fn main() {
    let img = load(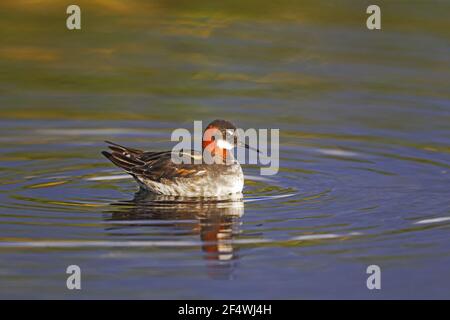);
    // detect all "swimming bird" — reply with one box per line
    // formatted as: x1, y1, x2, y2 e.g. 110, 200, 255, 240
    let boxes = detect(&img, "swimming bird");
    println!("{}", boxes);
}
102, 120, 256, 197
